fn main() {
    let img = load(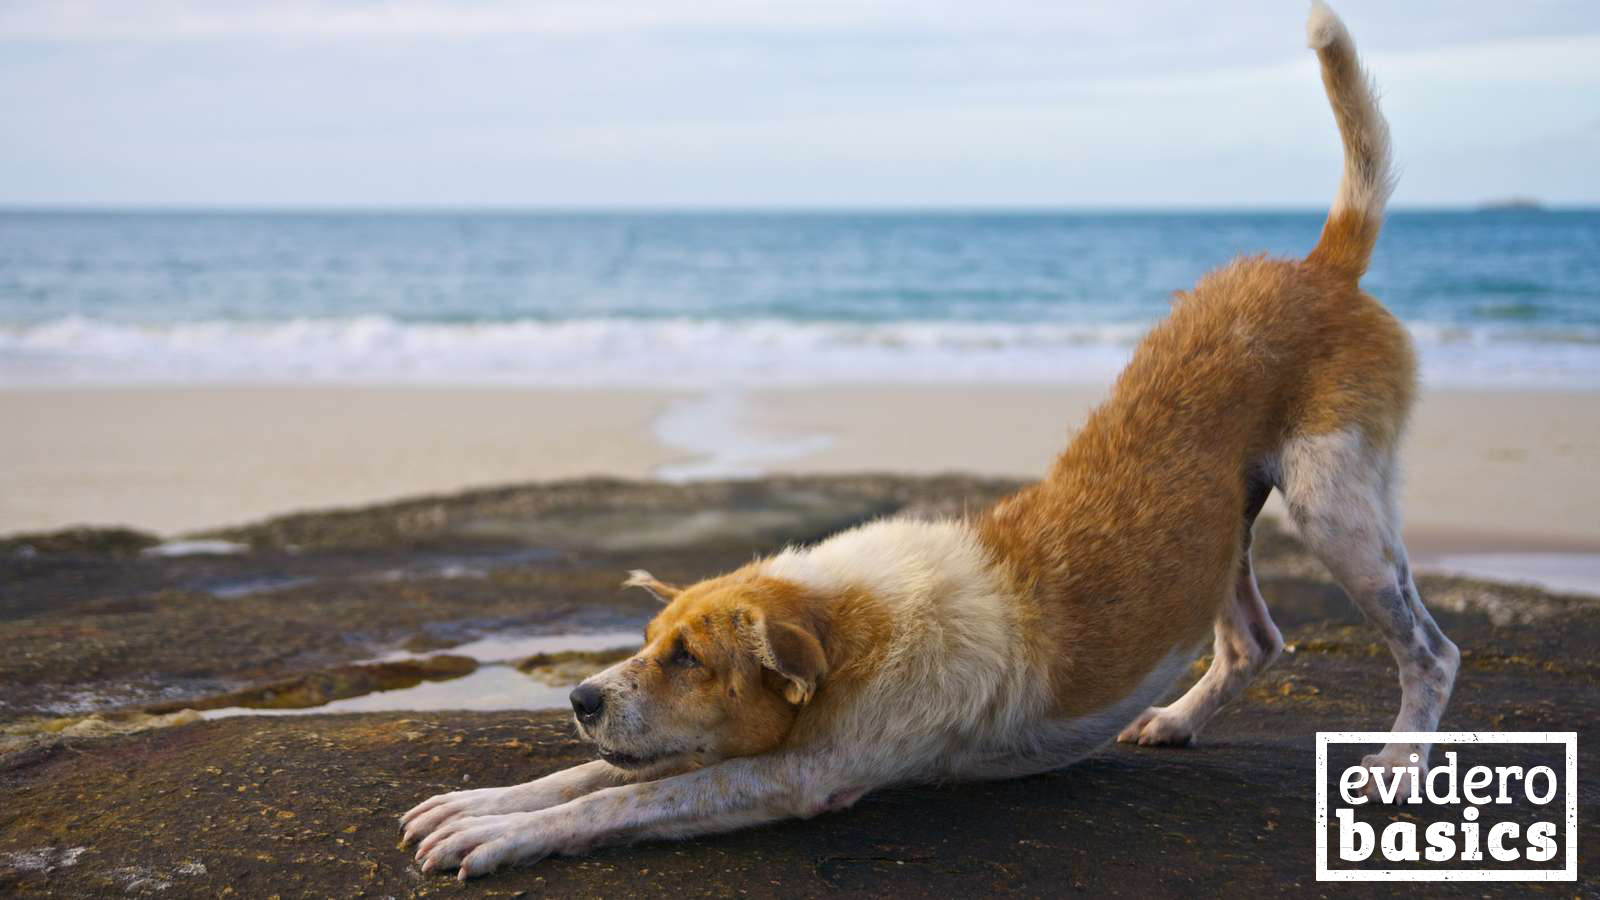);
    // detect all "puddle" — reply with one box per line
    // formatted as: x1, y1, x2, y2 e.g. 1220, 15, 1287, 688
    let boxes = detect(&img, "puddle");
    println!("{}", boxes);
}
201, 629, 642, 719
0, 628, 644, 734
202, 666, 581, 718
367, 629, 641, 665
